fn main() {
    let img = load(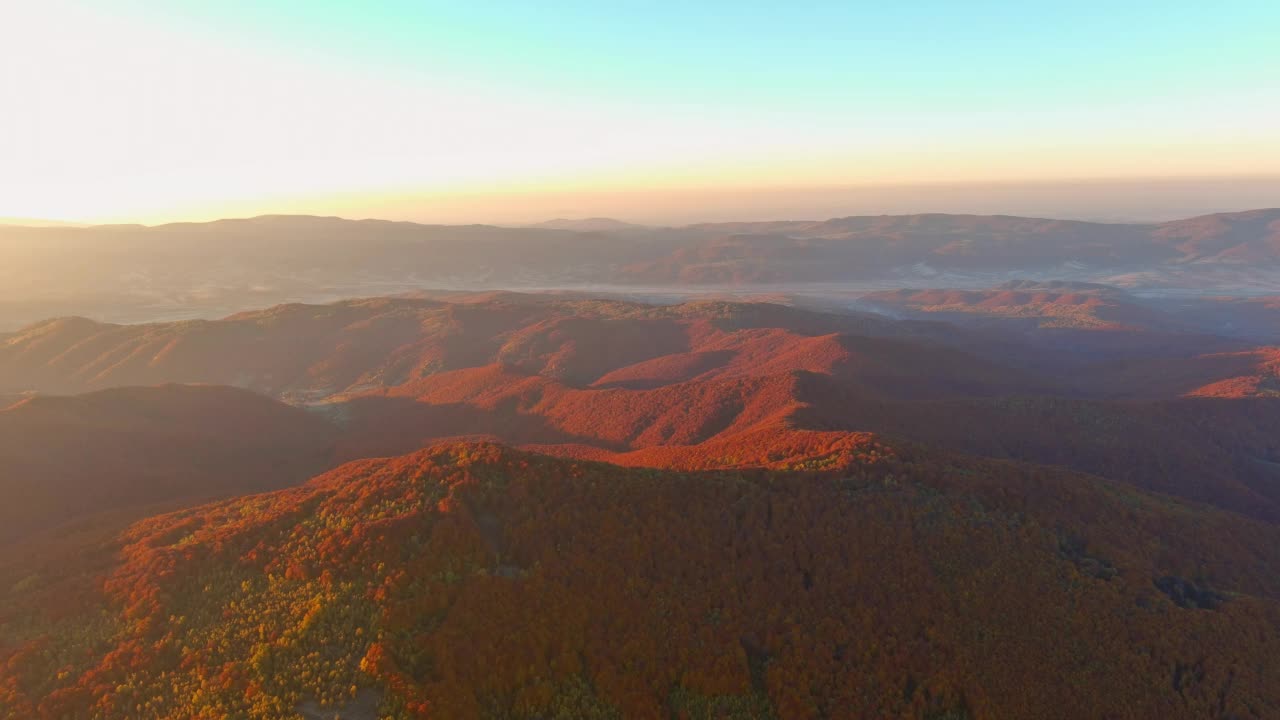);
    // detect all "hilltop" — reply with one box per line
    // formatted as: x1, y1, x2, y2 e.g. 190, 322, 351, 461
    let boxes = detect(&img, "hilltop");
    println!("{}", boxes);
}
0, 291, 1279, 717
6, 295, 1280, 524
3, 441, 1279, 719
